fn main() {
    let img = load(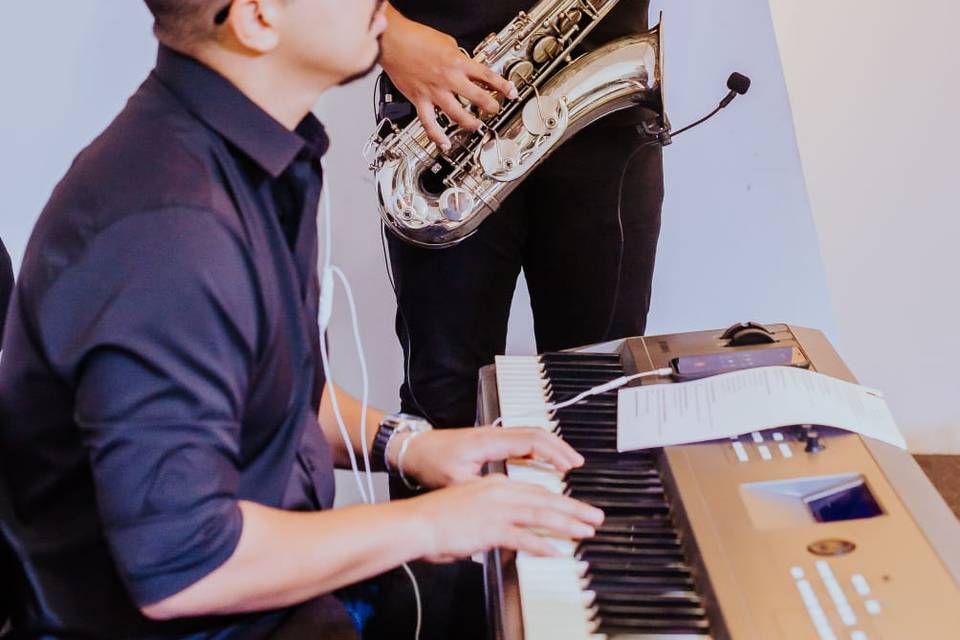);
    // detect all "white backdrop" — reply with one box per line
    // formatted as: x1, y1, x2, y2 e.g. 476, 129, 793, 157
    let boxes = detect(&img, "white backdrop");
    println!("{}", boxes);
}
769, 0, 960, 452
1, 2, 859, 466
